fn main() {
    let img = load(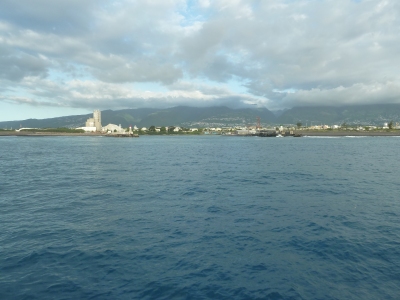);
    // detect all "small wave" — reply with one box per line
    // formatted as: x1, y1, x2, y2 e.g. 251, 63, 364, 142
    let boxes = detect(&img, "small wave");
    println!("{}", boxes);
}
345, 135, 367, 138
207, 205, 223, 213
